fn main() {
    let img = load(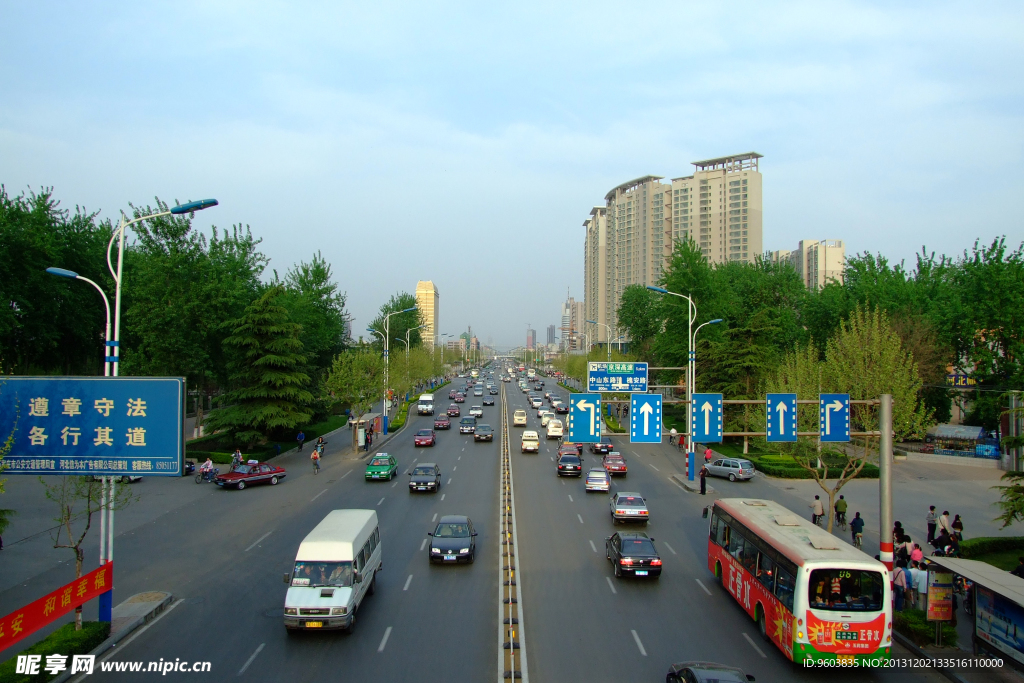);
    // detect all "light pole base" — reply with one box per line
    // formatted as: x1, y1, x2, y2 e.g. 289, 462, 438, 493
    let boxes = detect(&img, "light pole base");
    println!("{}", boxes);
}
99, 589, 112, 623
687, 452, 695, 481
382, 415, 388, 435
